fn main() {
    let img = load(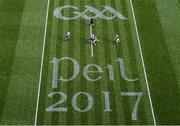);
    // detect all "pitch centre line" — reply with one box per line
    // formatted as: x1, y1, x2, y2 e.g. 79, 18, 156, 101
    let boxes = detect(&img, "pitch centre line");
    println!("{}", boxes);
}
34, 0, 50, 125
129, 0, 157, 125
90, 24, 94, 57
